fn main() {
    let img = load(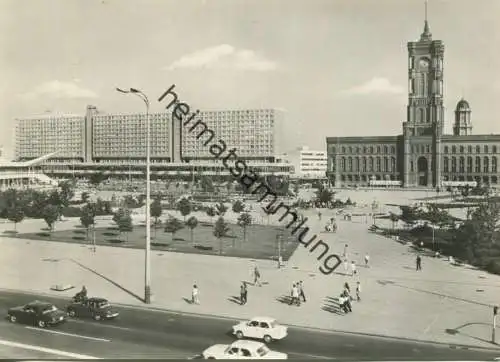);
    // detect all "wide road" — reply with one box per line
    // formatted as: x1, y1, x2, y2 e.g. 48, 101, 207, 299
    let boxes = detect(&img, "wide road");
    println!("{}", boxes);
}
0, 290, 498, 360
